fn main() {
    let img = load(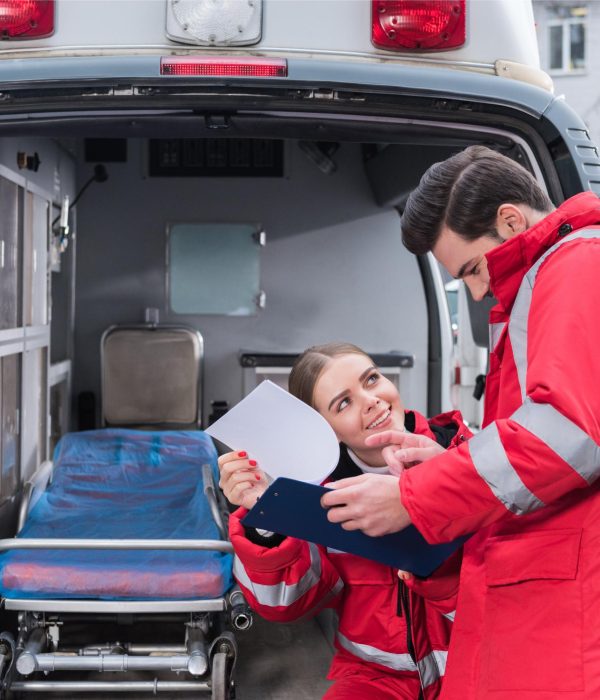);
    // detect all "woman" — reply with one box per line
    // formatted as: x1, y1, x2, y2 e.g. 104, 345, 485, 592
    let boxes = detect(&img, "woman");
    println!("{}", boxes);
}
218, 342, 469, 699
